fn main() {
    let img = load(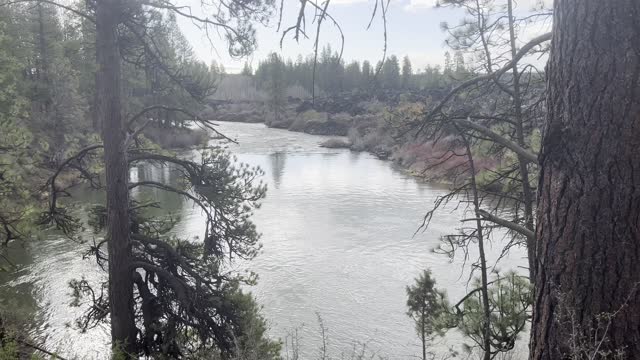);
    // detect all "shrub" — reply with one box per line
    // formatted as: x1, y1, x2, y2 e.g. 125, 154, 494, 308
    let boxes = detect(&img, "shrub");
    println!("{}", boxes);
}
319, 138, 351, 148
